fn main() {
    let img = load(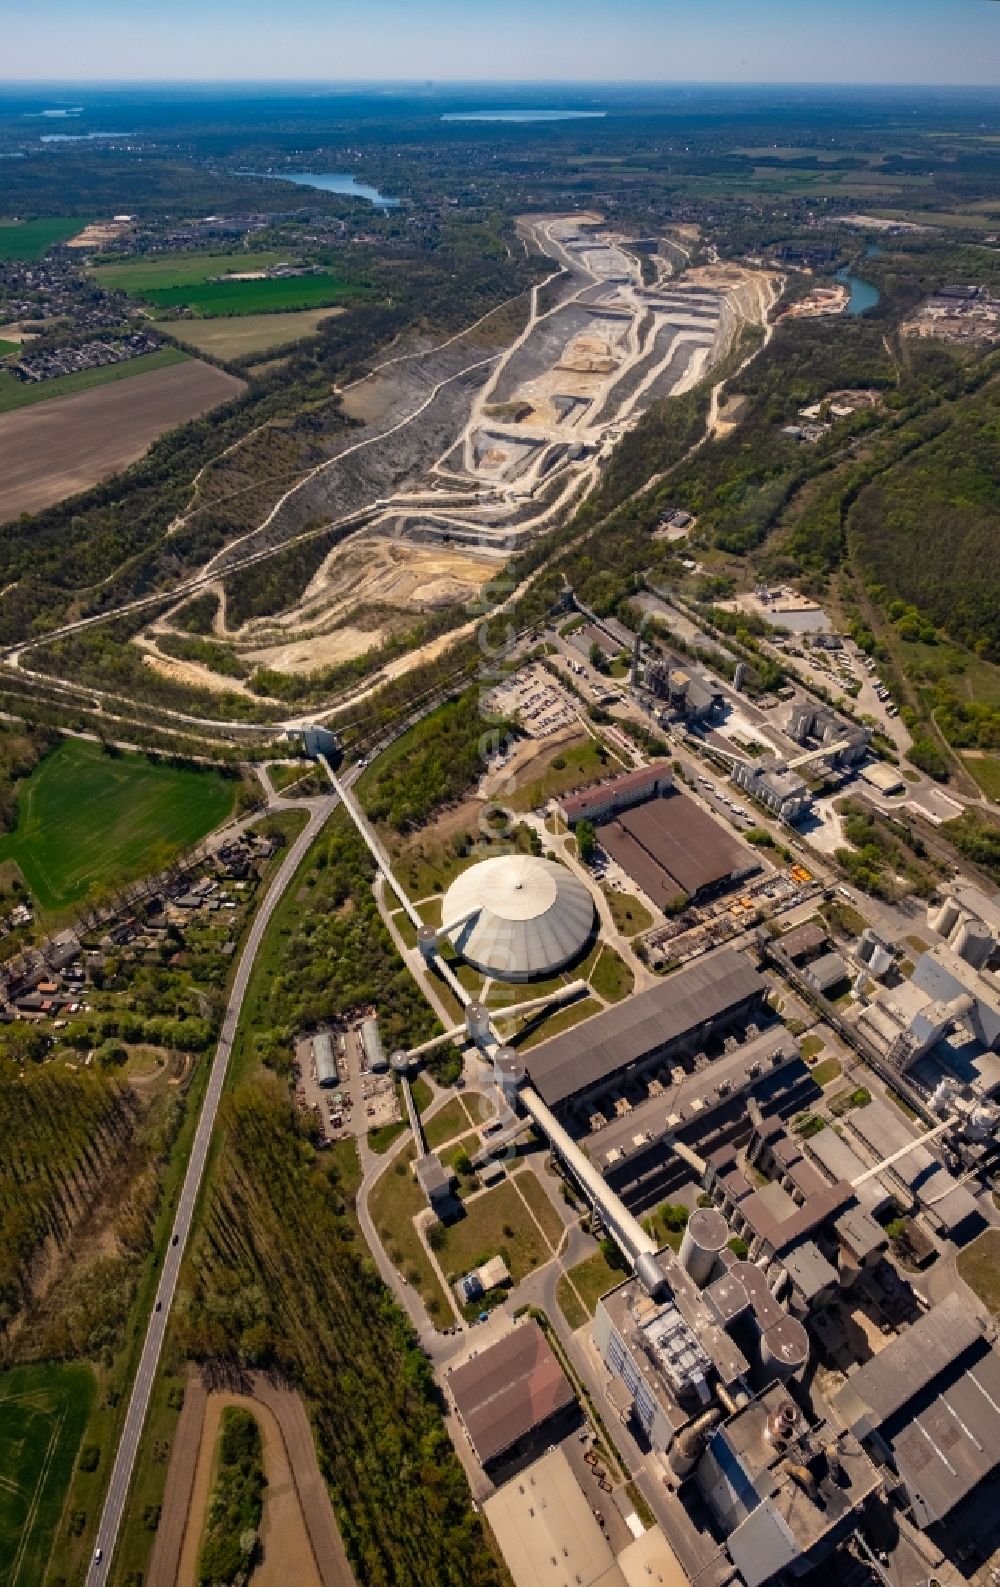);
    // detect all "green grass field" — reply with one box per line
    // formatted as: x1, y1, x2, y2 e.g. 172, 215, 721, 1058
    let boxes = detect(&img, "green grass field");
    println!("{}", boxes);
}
0, 218, 87, 260
142, 274, 359, 317
0, 737, 237, 912
963, 753, 1000, 802
0, 345, 188, 413
0, 1362, 95, 1587
0, 338, 18, 359
89, 250, 286, 292
91, 250, 361, 318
